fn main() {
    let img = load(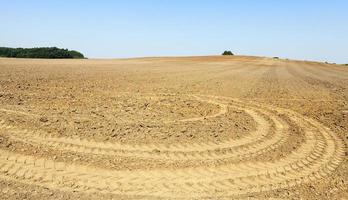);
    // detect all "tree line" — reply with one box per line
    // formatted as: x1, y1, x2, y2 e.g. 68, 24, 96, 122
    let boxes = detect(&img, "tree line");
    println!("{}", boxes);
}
0, 47, 85, 59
